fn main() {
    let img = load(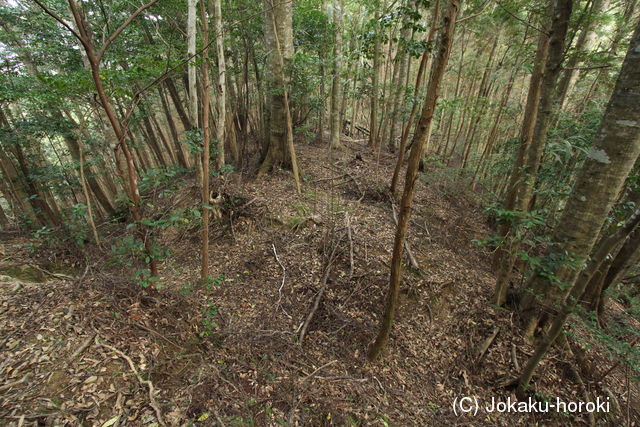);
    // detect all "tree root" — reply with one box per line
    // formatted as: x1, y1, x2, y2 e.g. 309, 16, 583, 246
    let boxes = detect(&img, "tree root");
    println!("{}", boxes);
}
95, 336, 166, 426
